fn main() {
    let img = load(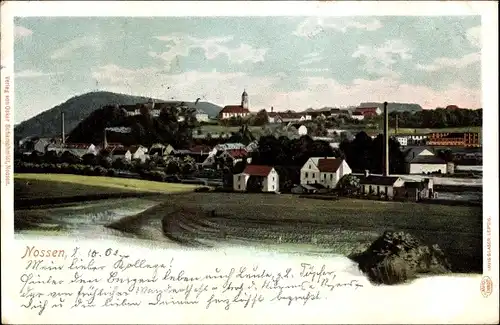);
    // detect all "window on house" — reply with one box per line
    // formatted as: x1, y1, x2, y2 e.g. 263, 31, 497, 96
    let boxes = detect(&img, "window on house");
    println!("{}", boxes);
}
330, 174, 333, 180
305, 172, 308, 178
238, 185, 240, 190
324, 174, 327, 179
312, 173, 315, 178
309, 165, 311, 169
385, 186, 388, 194
272, 185, 275, 190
